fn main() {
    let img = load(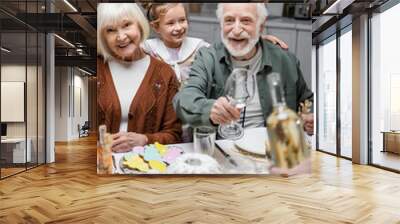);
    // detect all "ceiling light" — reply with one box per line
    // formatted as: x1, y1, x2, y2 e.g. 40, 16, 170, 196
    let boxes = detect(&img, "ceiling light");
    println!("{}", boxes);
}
1, 47, 11, 53
54, 34, 75, 48
63, 0, 78, 12
77, 67, 93, 76
76, 48, 85, 55
322, 0, 354, 15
